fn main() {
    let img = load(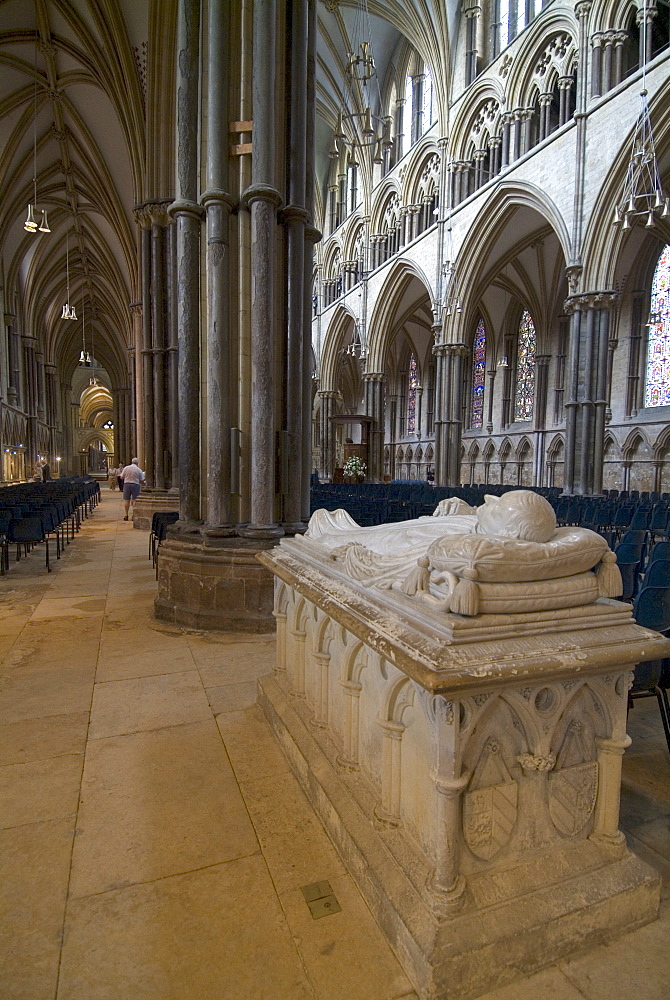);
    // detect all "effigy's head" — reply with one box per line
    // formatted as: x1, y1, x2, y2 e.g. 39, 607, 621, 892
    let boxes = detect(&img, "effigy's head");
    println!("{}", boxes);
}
476, 490, 556, 542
